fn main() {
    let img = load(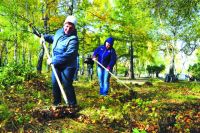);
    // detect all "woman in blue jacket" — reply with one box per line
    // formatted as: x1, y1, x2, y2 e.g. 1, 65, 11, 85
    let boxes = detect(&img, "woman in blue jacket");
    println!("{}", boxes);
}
42, 16, 78, 112
93, 37, 117, 96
